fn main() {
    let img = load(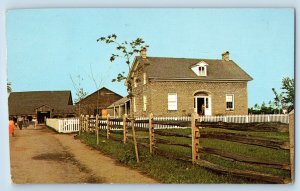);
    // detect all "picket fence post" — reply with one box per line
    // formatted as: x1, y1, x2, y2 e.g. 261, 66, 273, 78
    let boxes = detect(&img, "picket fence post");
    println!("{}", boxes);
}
106, 114, 110, 139
192, 113, 200, 164
96, 114, 99, 145
149, 113, 155, 154
123, 114, 128, 144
